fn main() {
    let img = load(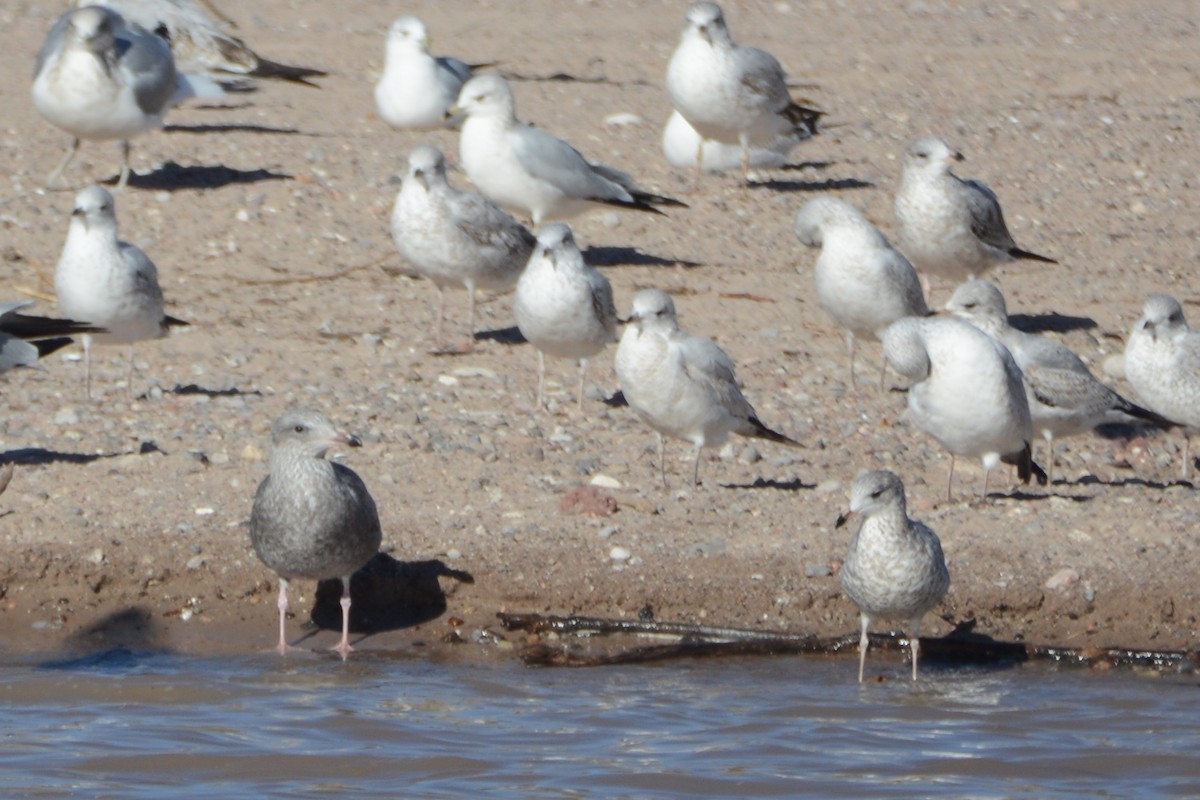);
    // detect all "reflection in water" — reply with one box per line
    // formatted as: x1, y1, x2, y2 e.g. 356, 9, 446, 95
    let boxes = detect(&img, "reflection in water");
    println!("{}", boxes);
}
0, 651, 1197, 797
